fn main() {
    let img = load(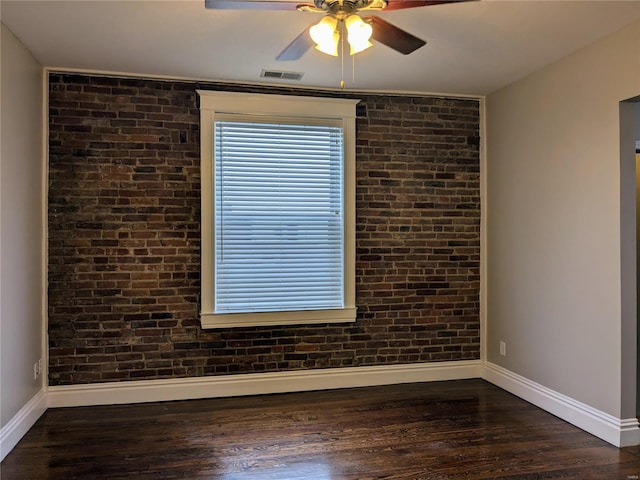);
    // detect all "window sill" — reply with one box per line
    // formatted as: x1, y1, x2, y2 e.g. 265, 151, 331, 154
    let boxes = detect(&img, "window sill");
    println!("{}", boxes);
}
200, 308, 357, 329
